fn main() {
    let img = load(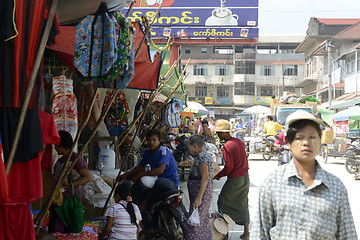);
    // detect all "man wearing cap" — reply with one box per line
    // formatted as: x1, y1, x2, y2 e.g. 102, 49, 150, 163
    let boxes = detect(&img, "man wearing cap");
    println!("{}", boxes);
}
214, 119, 250, 240
251, 110, 358, 239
